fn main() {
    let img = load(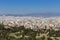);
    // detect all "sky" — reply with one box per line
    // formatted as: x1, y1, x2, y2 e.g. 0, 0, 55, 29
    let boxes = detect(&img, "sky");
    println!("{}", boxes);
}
0, 0, 60, 16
